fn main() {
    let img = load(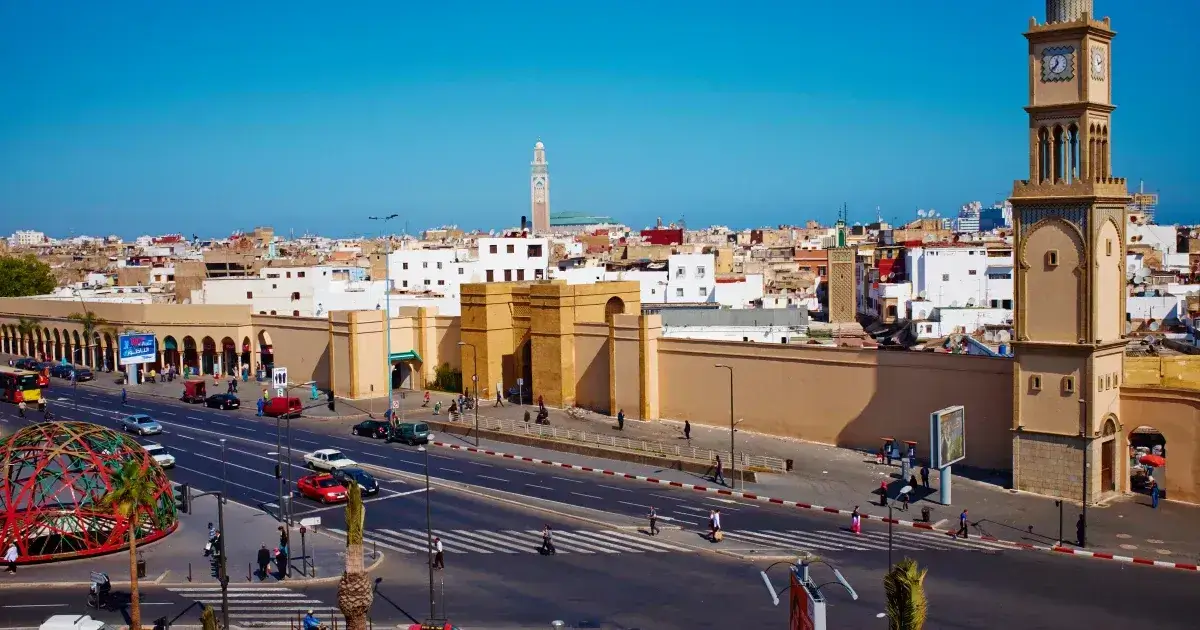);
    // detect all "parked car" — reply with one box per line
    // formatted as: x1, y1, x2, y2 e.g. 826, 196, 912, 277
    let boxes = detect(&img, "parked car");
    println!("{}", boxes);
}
205, 393, 241, 410
303, 448, 358, 471
330, 467, 380, 495
143, 443, 176, 469
388, 422, 432, 446
14, 358, 39, 371
296, 473, 348, 503
73, 367, 94, 382
49, 364, 74, 378
352, 419, 390, 439
263, 396, 303, 419
119, 414, 163, 436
